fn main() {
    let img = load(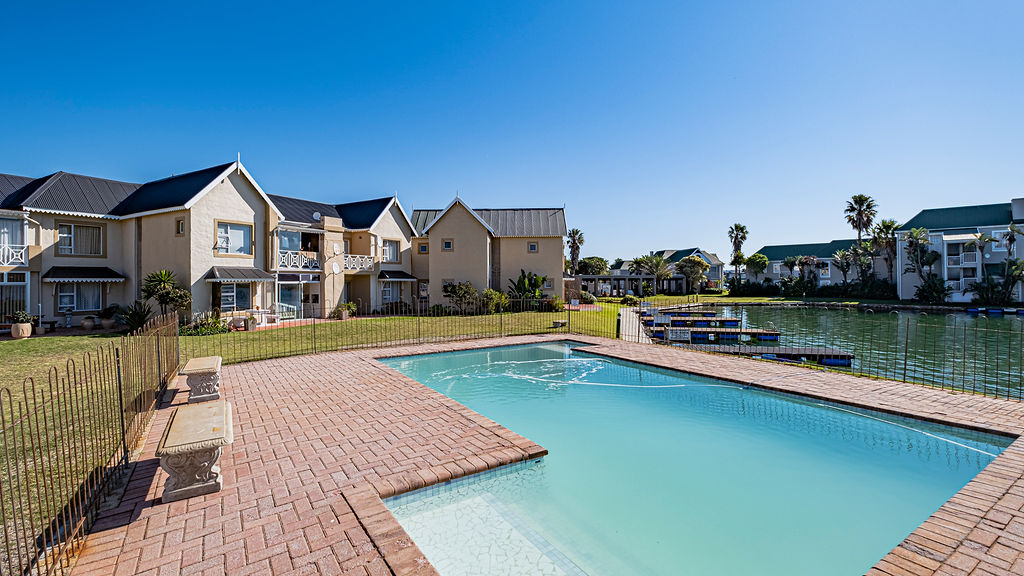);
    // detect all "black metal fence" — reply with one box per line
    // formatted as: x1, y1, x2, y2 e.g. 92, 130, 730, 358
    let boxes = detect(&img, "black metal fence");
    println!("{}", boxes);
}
0, 314, 178, 576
